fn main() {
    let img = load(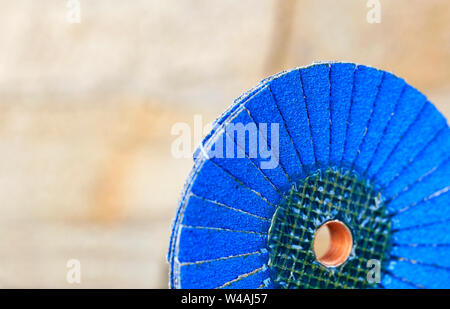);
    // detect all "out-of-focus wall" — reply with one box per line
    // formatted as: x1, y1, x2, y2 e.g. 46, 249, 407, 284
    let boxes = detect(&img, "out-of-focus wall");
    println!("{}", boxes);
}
0, 0, 448, 287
